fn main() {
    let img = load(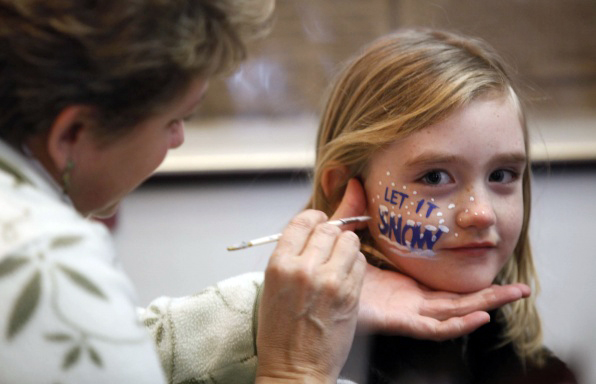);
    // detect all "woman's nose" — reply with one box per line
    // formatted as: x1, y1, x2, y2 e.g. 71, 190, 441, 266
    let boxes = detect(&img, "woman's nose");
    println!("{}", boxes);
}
455, 193, 496, 229
169, 120, 185, 149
